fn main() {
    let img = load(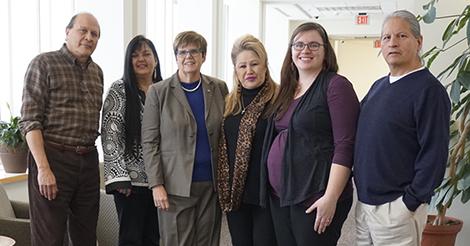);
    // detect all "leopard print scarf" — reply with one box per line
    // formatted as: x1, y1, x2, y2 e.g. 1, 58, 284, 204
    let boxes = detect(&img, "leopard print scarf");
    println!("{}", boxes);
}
217, 82, 269, 212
